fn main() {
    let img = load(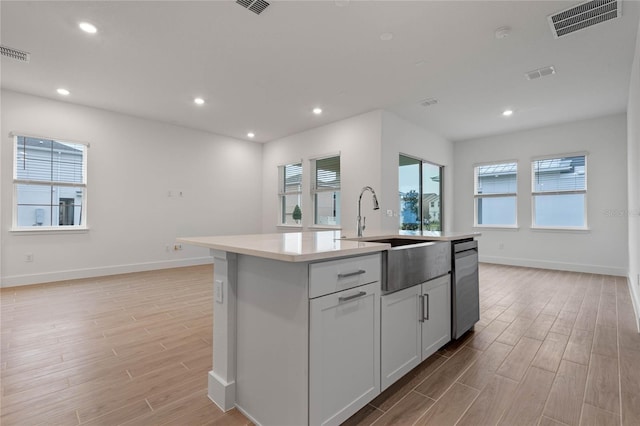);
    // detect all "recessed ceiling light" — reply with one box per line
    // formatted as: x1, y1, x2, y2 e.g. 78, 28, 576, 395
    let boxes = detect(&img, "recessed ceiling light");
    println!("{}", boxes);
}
194, 97, 205, 105
502, 109, 514, 117
57, 88, 70, 96
247, 132, 255, 138
313, 107, 323, 115
78, 22, 97, 34
380, 33, 394, 41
